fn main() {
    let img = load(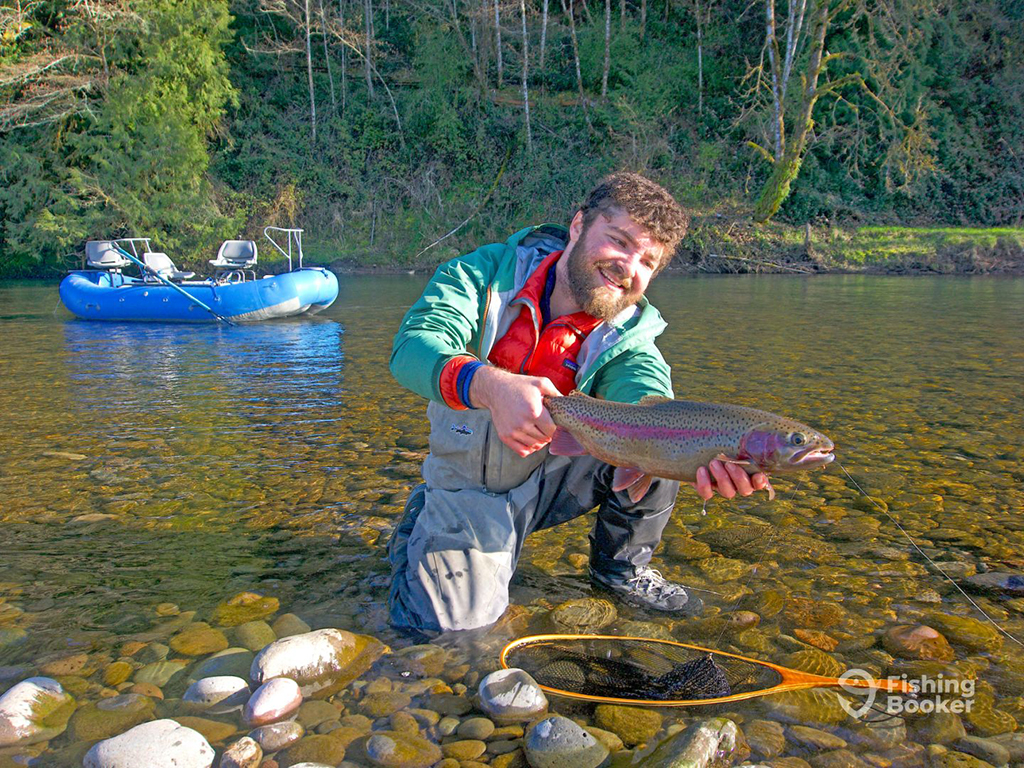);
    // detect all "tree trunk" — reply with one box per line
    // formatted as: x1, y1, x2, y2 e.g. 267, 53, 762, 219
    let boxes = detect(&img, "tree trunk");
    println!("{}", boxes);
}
620, 0, 625, 30
494, 0, 503, 85
695, 0, 702, 117
640, 0, 646, 40
364, 0, 375, 97
602, 0, 610, 98
562, 0, 592, 132
753, 0, 828, 222
304, 0, 317, 141
339, 0, 347, 112
540, 0, 548, 71
520, 0, 532, 153
765, 0, 784, 160
319, 0, 337, 111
